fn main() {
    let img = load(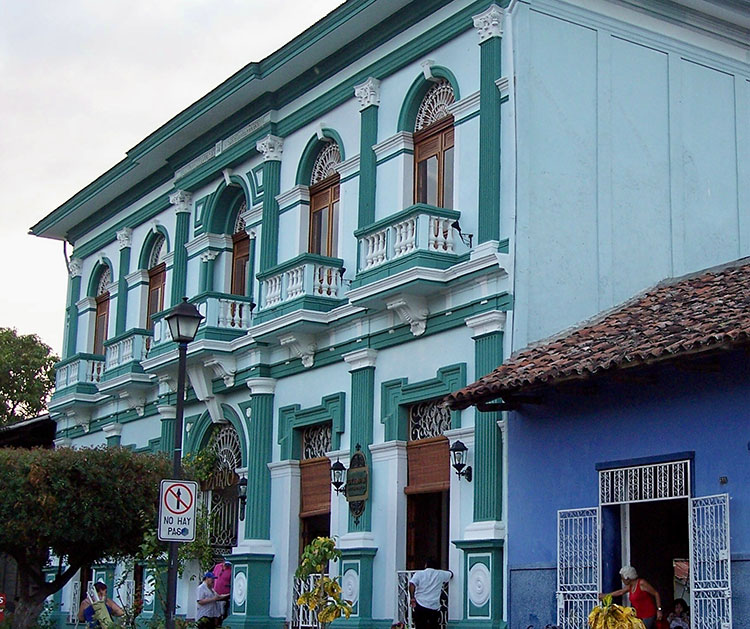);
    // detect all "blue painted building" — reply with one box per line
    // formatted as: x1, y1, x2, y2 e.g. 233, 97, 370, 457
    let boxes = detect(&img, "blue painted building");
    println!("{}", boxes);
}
449, 261, 750, 629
